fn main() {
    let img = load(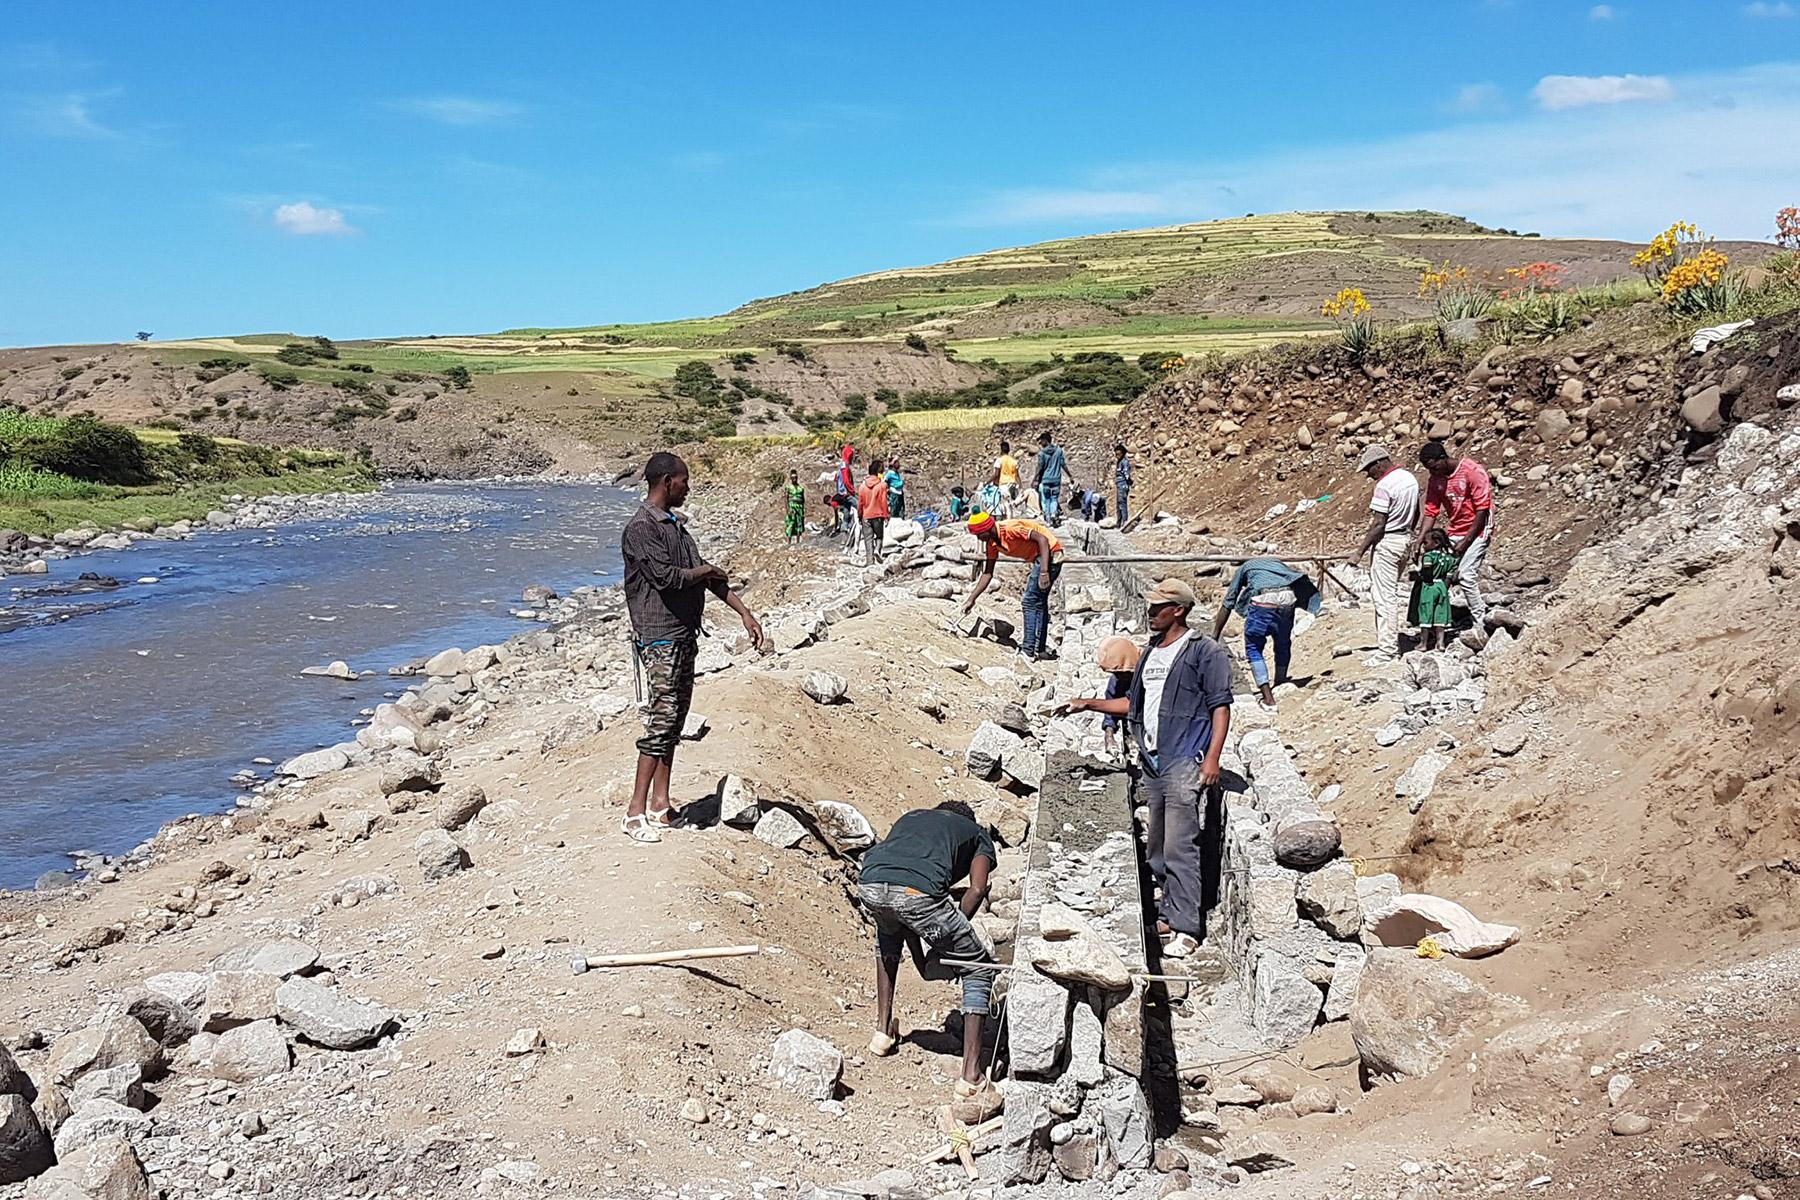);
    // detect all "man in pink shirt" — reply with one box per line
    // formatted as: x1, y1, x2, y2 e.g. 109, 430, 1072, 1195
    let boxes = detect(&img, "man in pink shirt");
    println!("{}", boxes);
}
1413, 440, 1495, 629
